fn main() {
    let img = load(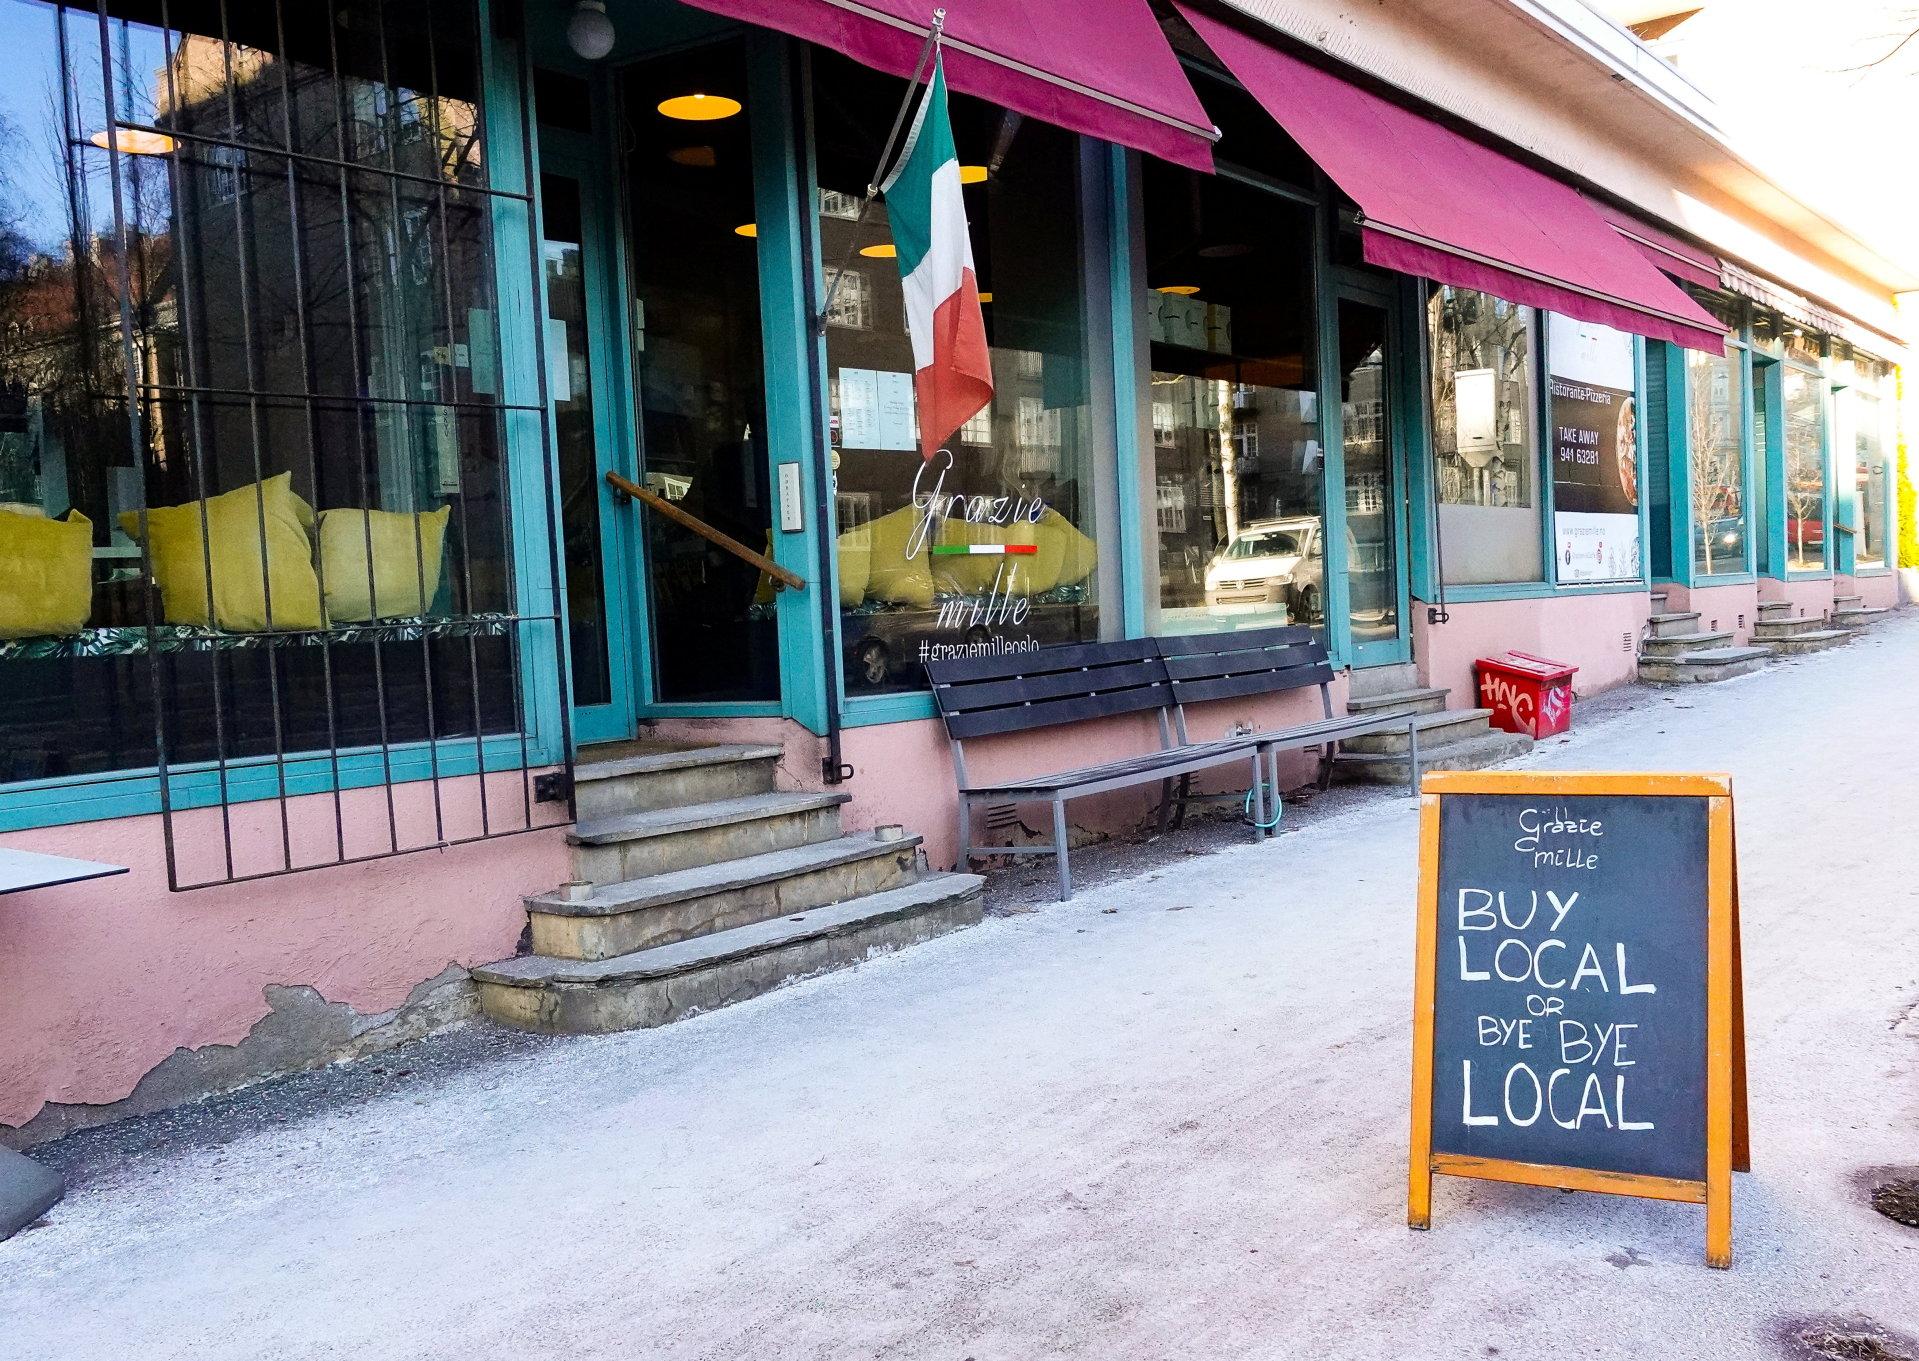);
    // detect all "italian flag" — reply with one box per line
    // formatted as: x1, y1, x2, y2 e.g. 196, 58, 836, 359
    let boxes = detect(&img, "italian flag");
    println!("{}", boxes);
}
880, 56, 993, 461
